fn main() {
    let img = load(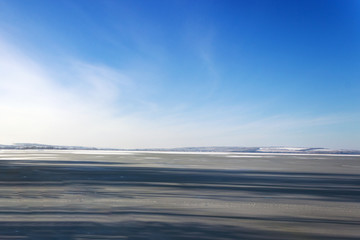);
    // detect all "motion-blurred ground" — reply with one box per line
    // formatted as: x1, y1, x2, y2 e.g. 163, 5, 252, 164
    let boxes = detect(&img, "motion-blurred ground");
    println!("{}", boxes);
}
0, 150, 359, 239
